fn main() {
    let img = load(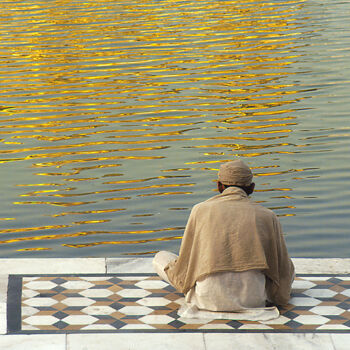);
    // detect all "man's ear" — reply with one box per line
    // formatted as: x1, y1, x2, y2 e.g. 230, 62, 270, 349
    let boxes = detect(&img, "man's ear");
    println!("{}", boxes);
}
217, 181, 225, 193
247, 182, 255, 195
